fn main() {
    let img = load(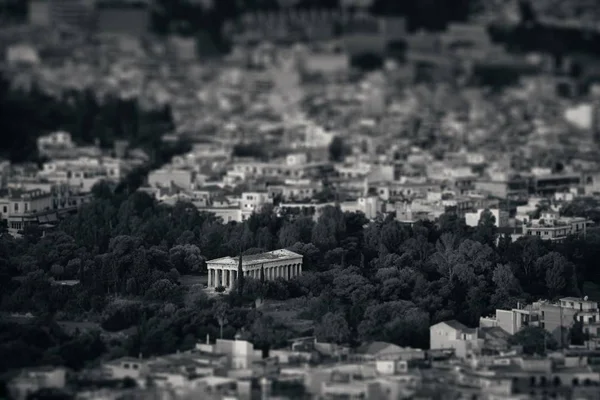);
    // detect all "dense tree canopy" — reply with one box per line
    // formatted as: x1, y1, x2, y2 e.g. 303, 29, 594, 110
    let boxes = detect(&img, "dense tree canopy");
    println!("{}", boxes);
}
2, 184, 597, 374
0, 74, 175, 163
